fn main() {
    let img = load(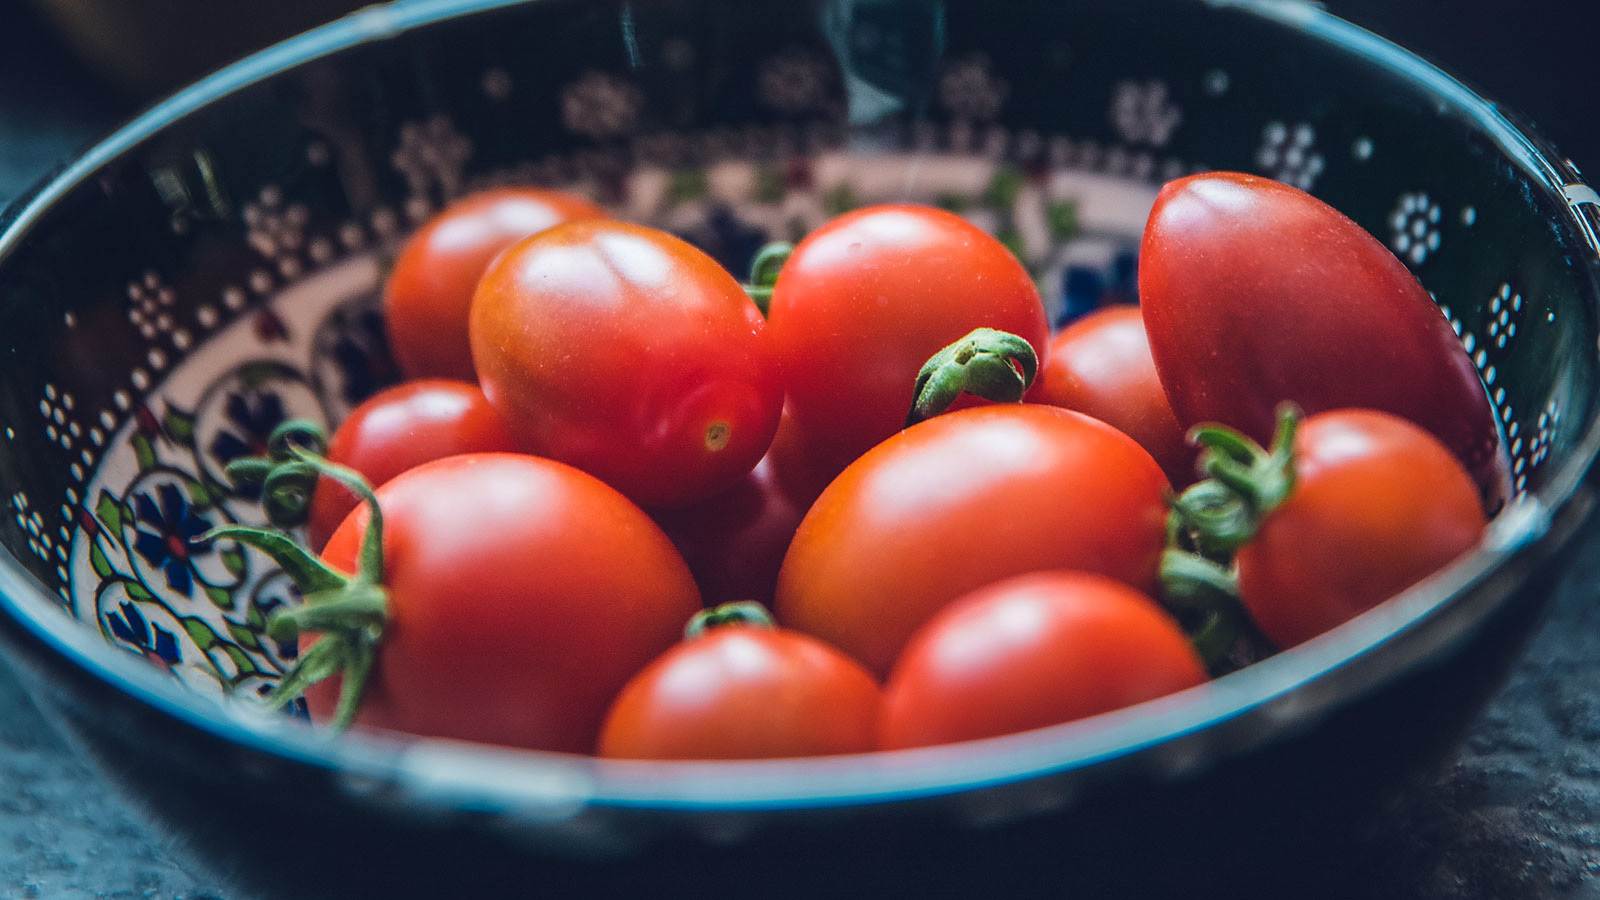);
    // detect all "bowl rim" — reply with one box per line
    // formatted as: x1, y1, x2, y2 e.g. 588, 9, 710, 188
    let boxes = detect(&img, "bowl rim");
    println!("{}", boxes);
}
4, 0, 1600, 816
